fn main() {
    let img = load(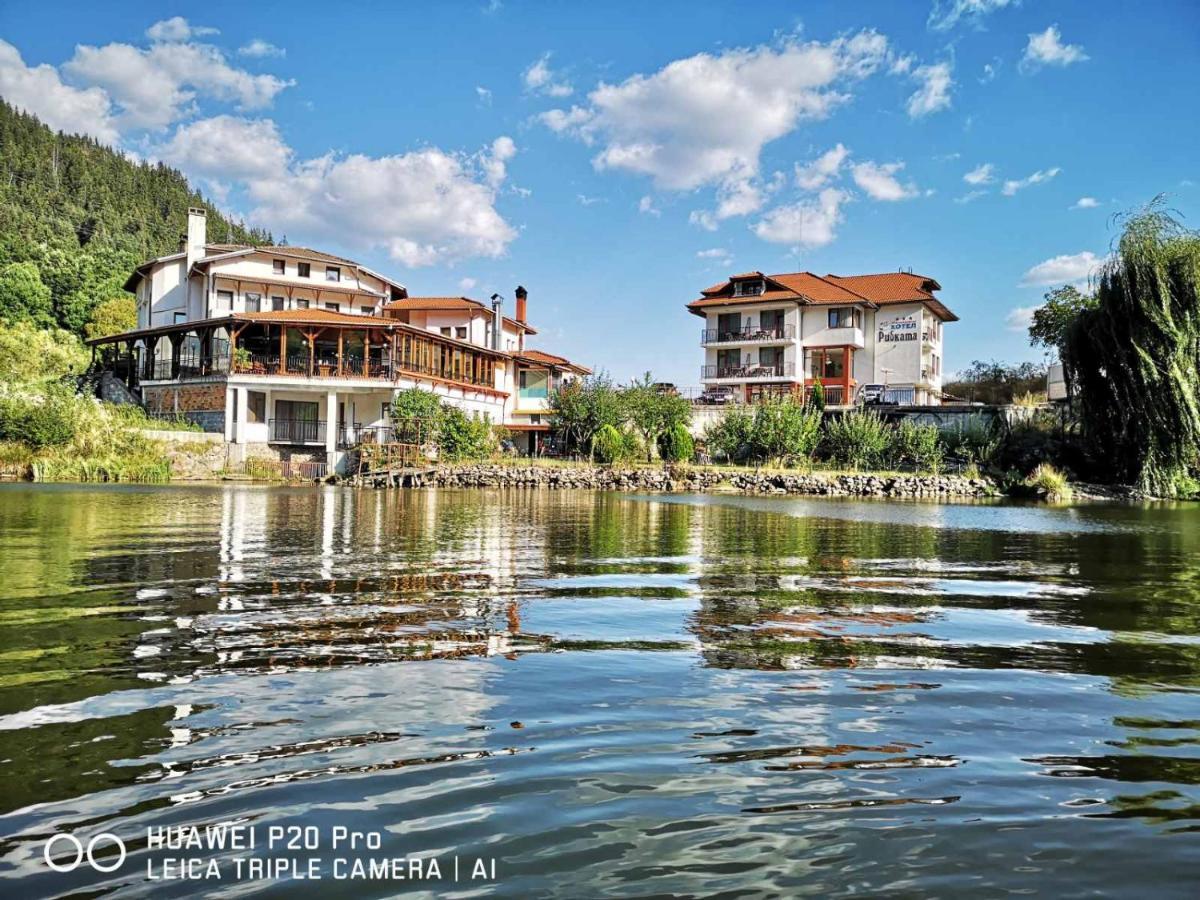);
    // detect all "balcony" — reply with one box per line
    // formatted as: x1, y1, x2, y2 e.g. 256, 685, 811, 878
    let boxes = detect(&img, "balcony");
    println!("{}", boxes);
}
701, 362, 796, 381
269, 418, 327, 444
233, 353, 392, 379
701, 324, 795, 345
802, 326, 865, 350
